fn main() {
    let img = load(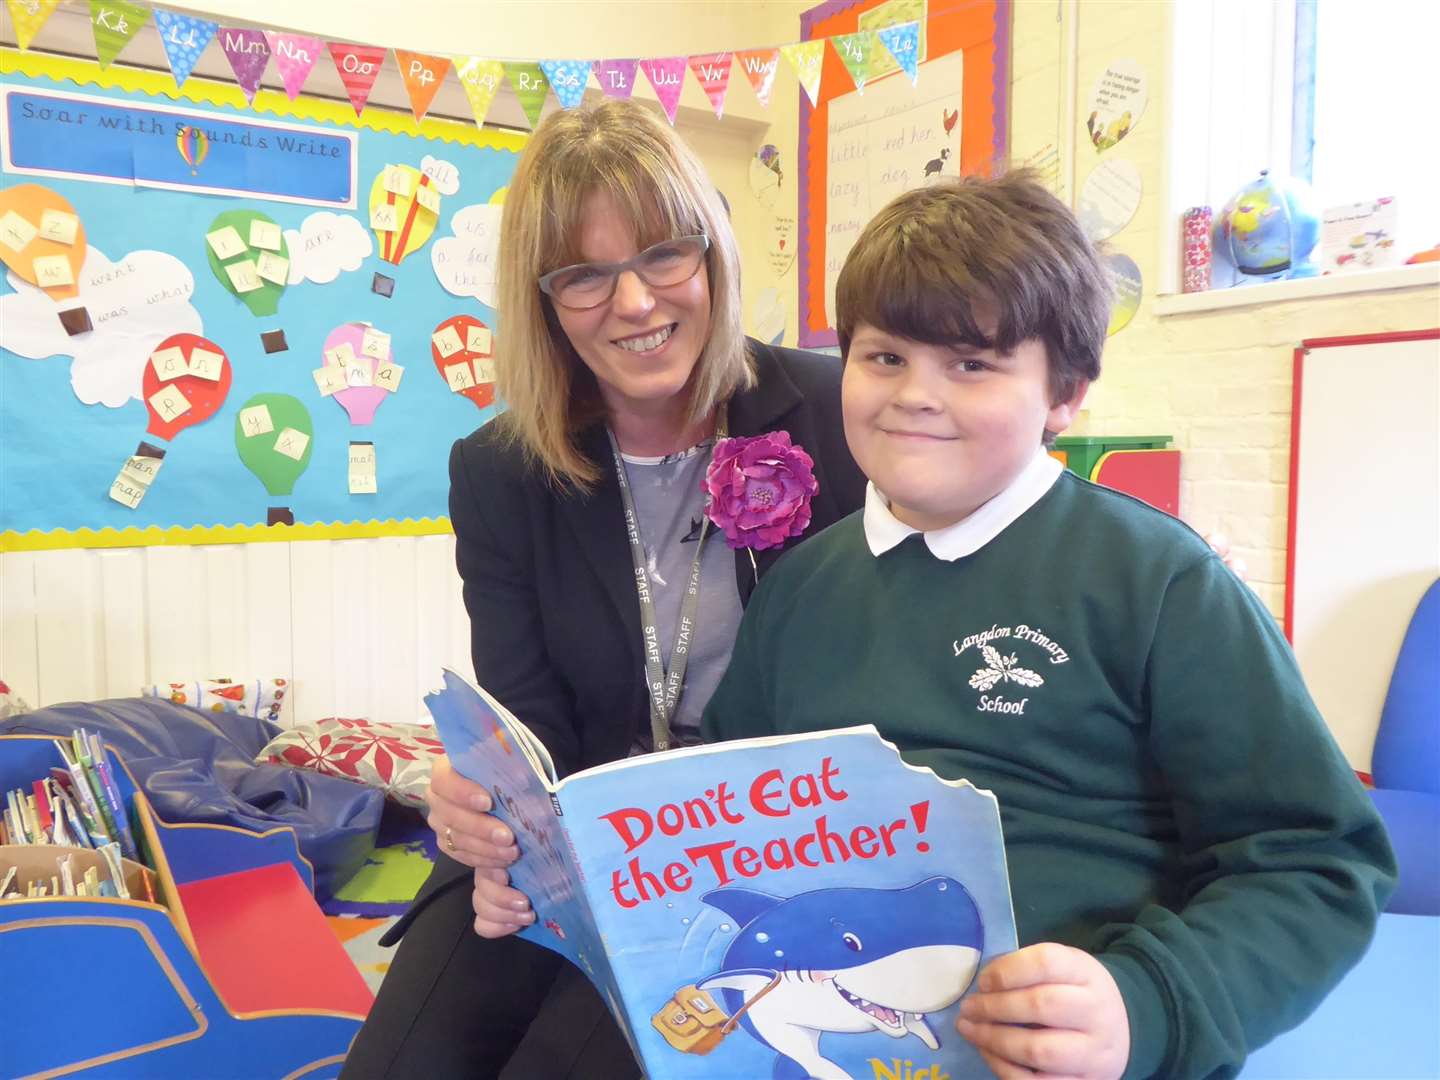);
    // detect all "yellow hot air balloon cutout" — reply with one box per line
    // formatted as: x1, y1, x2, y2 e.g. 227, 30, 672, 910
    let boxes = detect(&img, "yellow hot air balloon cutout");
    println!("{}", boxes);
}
368, 163, 441, 266
0, 184, 88, 301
